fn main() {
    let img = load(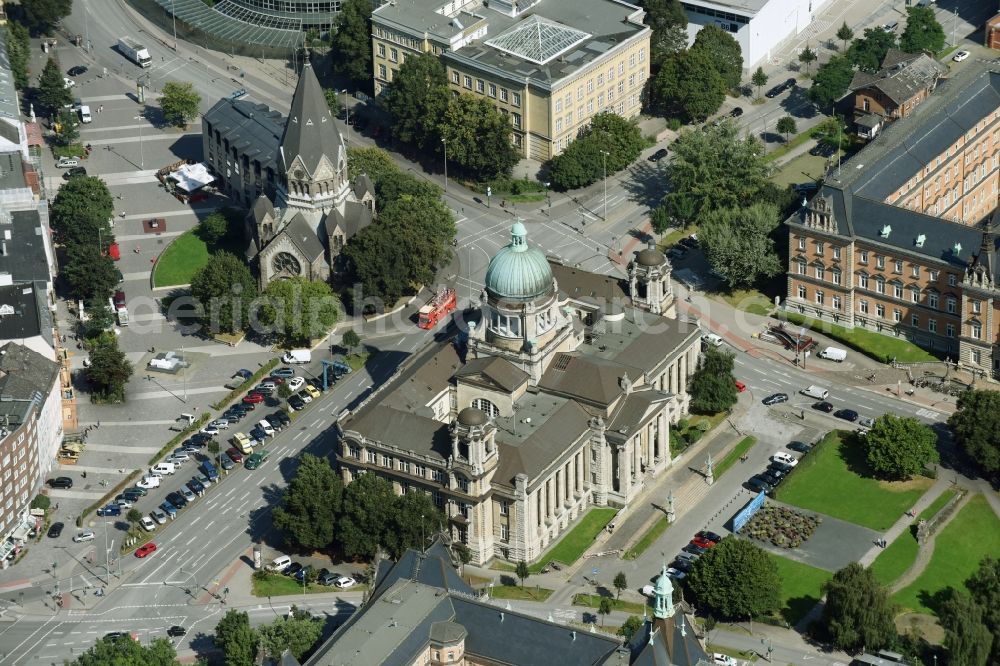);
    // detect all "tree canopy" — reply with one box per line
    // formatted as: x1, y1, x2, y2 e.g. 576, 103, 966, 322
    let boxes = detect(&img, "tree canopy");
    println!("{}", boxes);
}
948, 390, 1000, 477
273, 453, 343, 552
641, 0, 688, 67
836, 22, 854, 51
849, 28, 896, 74
51, 176, 115, 249
190, 251, 258, 335
37, 57, 71, 115
688, 347, 739, 413
440, 94, 518, 181
548, 112, 646, 190
699, 202, 783, 291
256, 606, 324, 662
87, 334, 134, 403
17, 0, 72, 35
687, 537, 781, 619
215, 609, 259, 666
381, 53, 450, 154
69, 635, 180, 666
688, 25, 743, 90
62, 244, 119, 304
653, 49, 727, 122
863, 414, 938, 480
159, 82, 201, 127
820, 562, 897, 653
808, 55, 855, 108
5, 22, 31, 90
260, 277, 339, 345
899, 6, 945, 55
939, 588, 994, 666
331, 0, 374, 90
